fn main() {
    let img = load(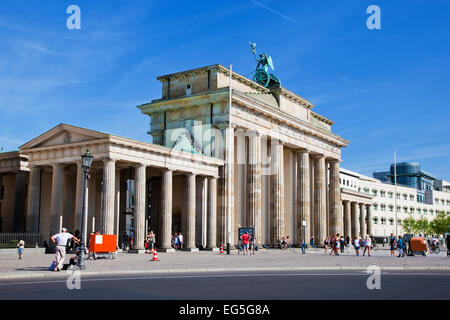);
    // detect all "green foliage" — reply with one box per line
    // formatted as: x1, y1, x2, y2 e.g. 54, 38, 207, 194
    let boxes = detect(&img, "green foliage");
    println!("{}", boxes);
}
429, 212, 450, 236
414, 216, 431, 236
401, 215, 416, 234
